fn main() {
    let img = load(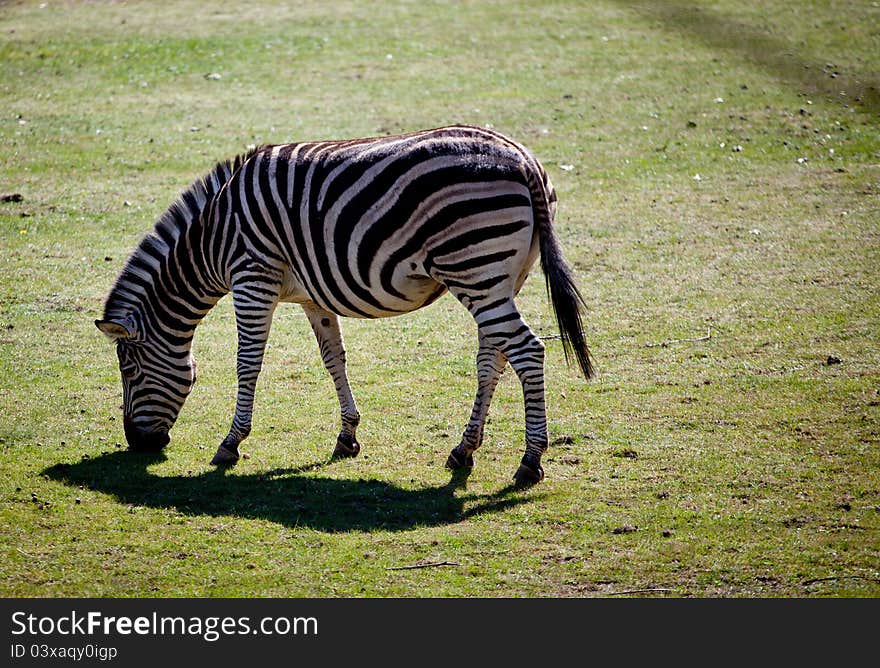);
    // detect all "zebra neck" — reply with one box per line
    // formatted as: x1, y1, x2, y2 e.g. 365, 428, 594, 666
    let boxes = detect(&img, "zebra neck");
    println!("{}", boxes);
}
103, 205, 229, 345
102, 240, 224, 348
103, 149, 257, 343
